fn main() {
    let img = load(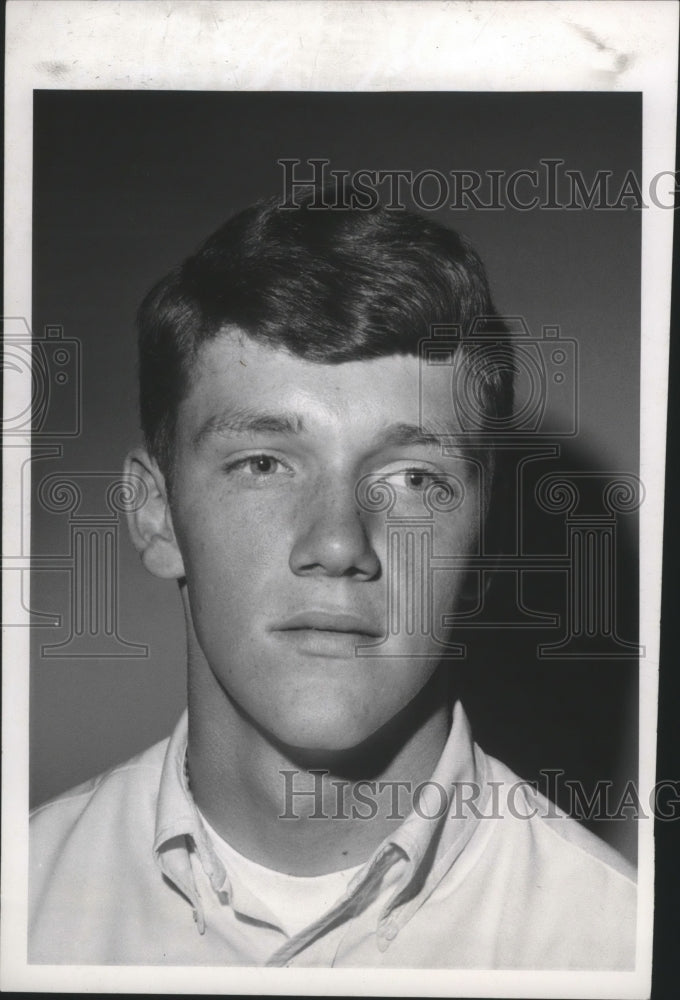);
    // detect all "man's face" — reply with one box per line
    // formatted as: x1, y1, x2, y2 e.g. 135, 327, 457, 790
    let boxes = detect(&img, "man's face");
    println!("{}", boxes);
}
166, 330, 483, 751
